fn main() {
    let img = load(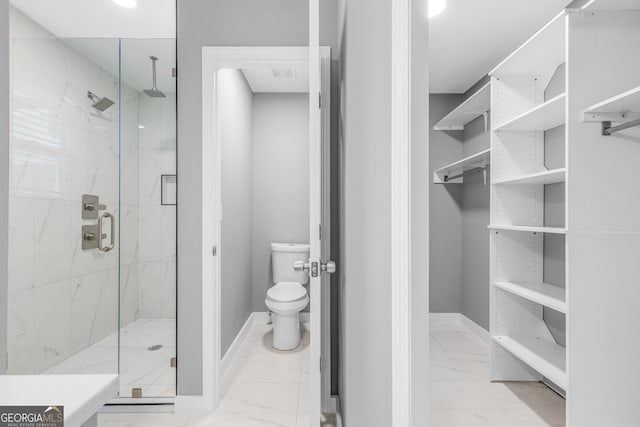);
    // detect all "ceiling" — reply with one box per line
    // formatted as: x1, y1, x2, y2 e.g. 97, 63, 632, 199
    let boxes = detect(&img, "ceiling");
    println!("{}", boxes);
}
242, 64, 309, 93
10, 1, 176, 94
10, 0, 175, 38
429, 0, 573, 93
